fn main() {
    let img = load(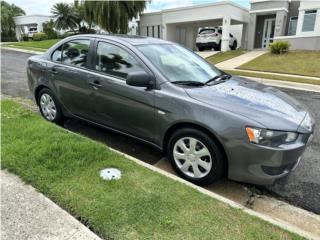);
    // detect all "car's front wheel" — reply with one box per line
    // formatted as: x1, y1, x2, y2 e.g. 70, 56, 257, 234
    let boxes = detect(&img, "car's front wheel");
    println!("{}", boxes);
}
38, 88, 65, 124
167, 128, 225, 185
